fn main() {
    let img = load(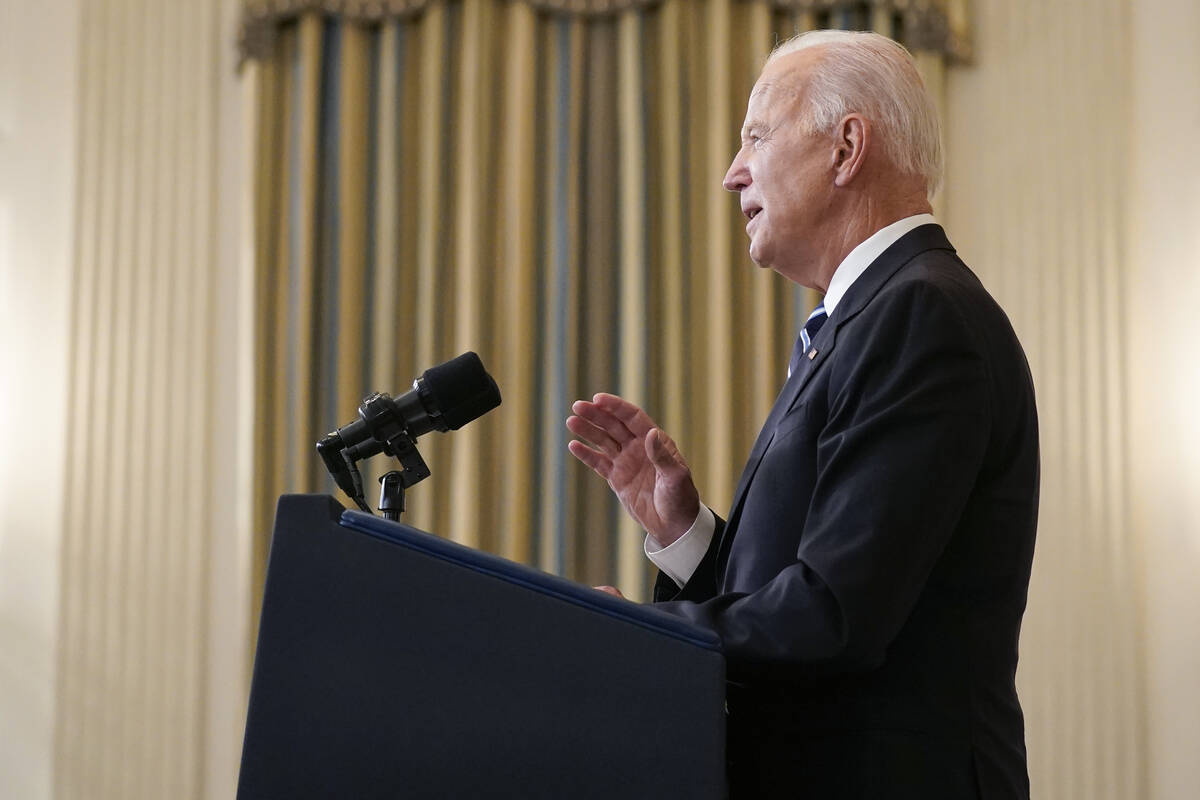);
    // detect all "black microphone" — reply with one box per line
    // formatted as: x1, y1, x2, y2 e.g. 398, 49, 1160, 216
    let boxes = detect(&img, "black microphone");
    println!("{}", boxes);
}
317, 352, 502, 505
422, 352, 504, 431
